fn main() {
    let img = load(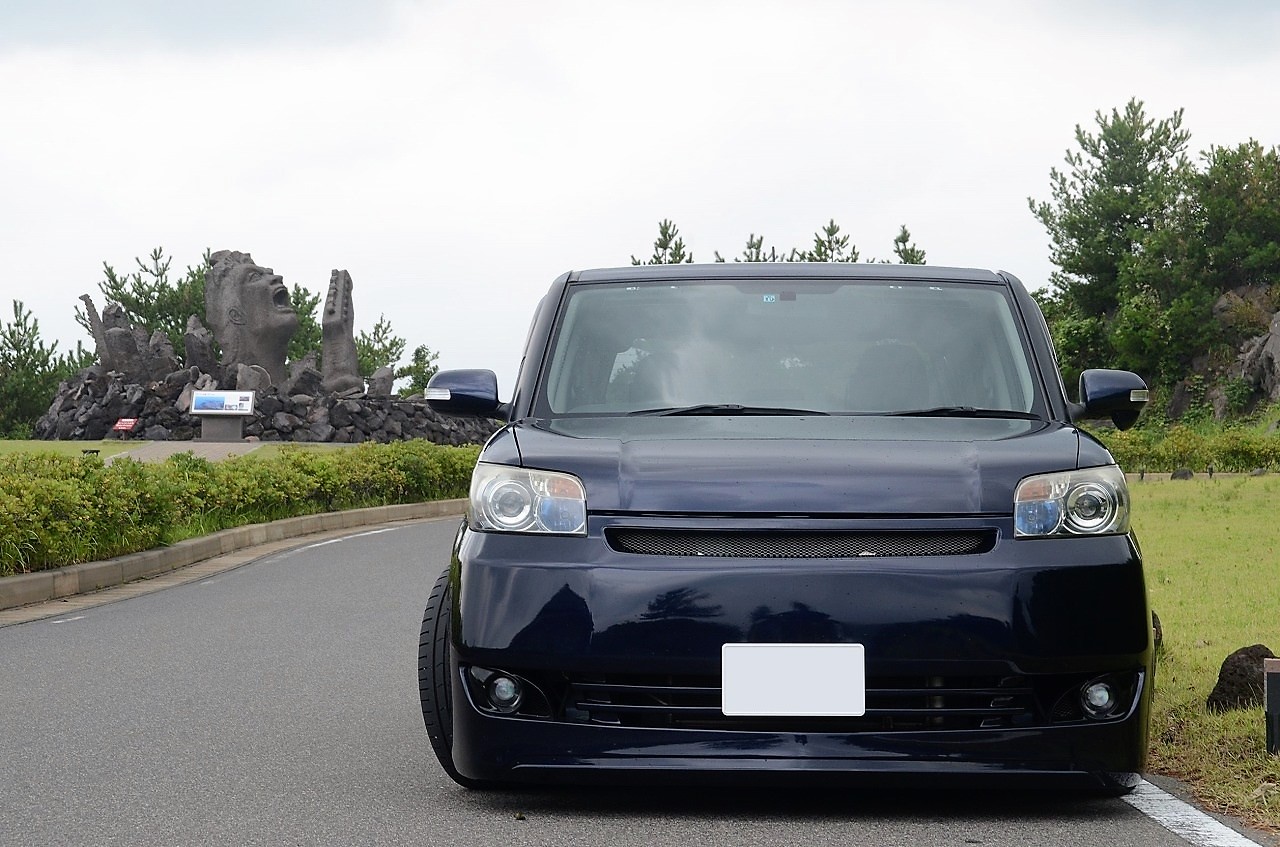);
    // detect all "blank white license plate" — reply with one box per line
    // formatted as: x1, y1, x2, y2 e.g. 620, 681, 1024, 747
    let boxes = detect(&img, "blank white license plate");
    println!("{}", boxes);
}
721, 643, 866, 716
